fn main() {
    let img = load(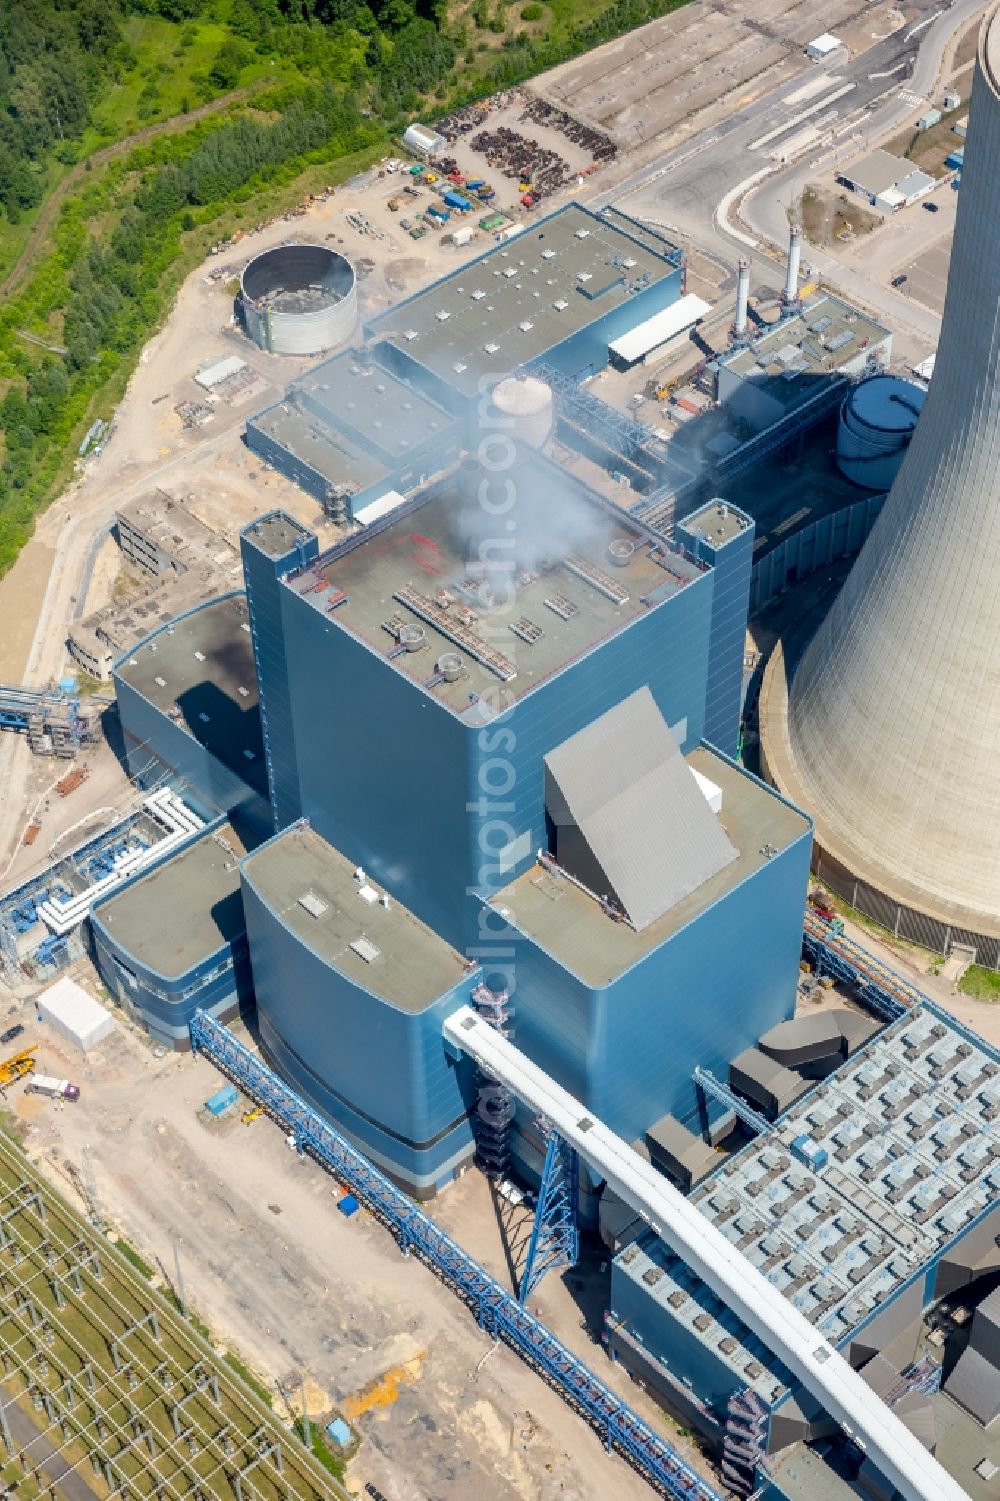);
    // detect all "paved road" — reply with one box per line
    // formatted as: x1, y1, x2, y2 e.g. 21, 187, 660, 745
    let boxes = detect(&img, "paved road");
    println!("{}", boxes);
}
1, 1390, 100, 1501
604, 0, 987, 343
